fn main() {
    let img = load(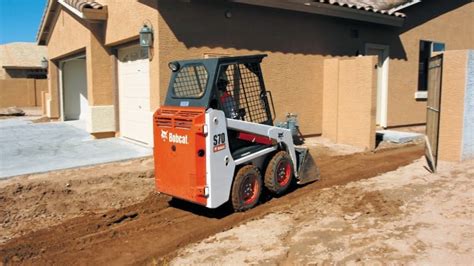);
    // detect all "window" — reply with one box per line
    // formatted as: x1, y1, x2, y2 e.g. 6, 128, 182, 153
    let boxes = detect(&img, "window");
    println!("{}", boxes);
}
217, 62, 271, 124
172, 64, 208, 98
418, 40, 445, 91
